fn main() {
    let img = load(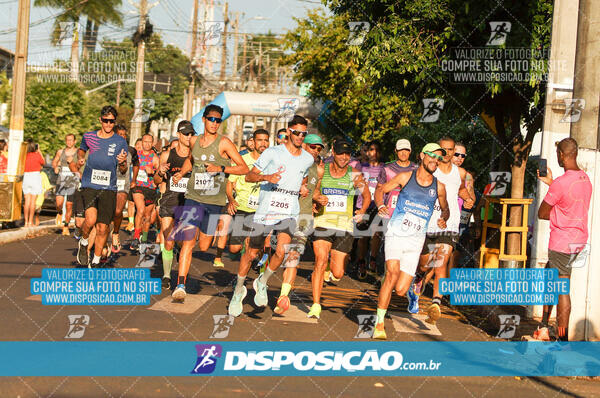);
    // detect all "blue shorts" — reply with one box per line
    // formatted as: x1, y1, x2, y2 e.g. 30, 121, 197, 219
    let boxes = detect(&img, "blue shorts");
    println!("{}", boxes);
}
170, 199, 223, 241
